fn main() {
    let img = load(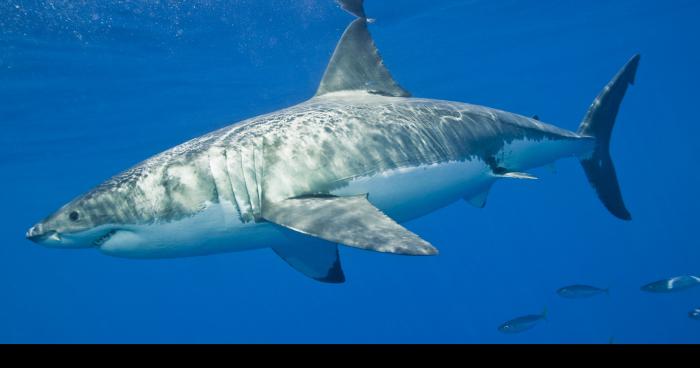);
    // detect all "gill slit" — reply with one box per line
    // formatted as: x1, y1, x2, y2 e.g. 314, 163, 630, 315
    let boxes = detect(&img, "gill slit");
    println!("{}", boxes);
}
221, 149, 243, 222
